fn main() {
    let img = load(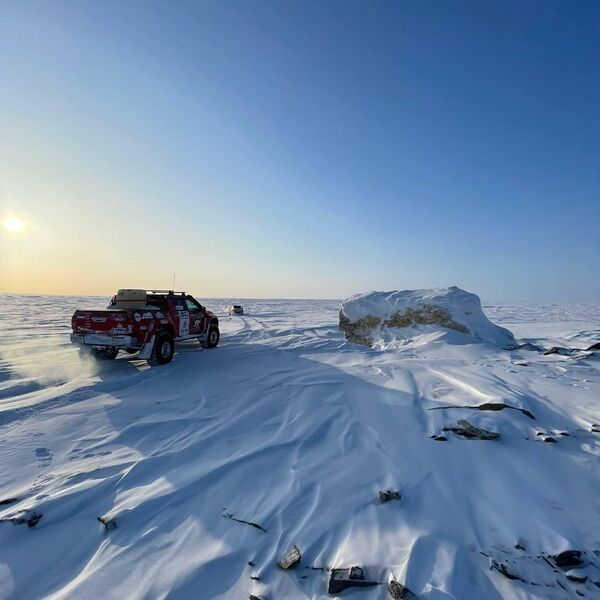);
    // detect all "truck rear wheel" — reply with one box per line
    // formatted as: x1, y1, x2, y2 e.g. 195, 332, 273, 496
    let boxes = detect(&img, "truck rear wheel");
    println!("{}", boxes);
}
151, 332, 174, 365
204, 325, 220, 348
